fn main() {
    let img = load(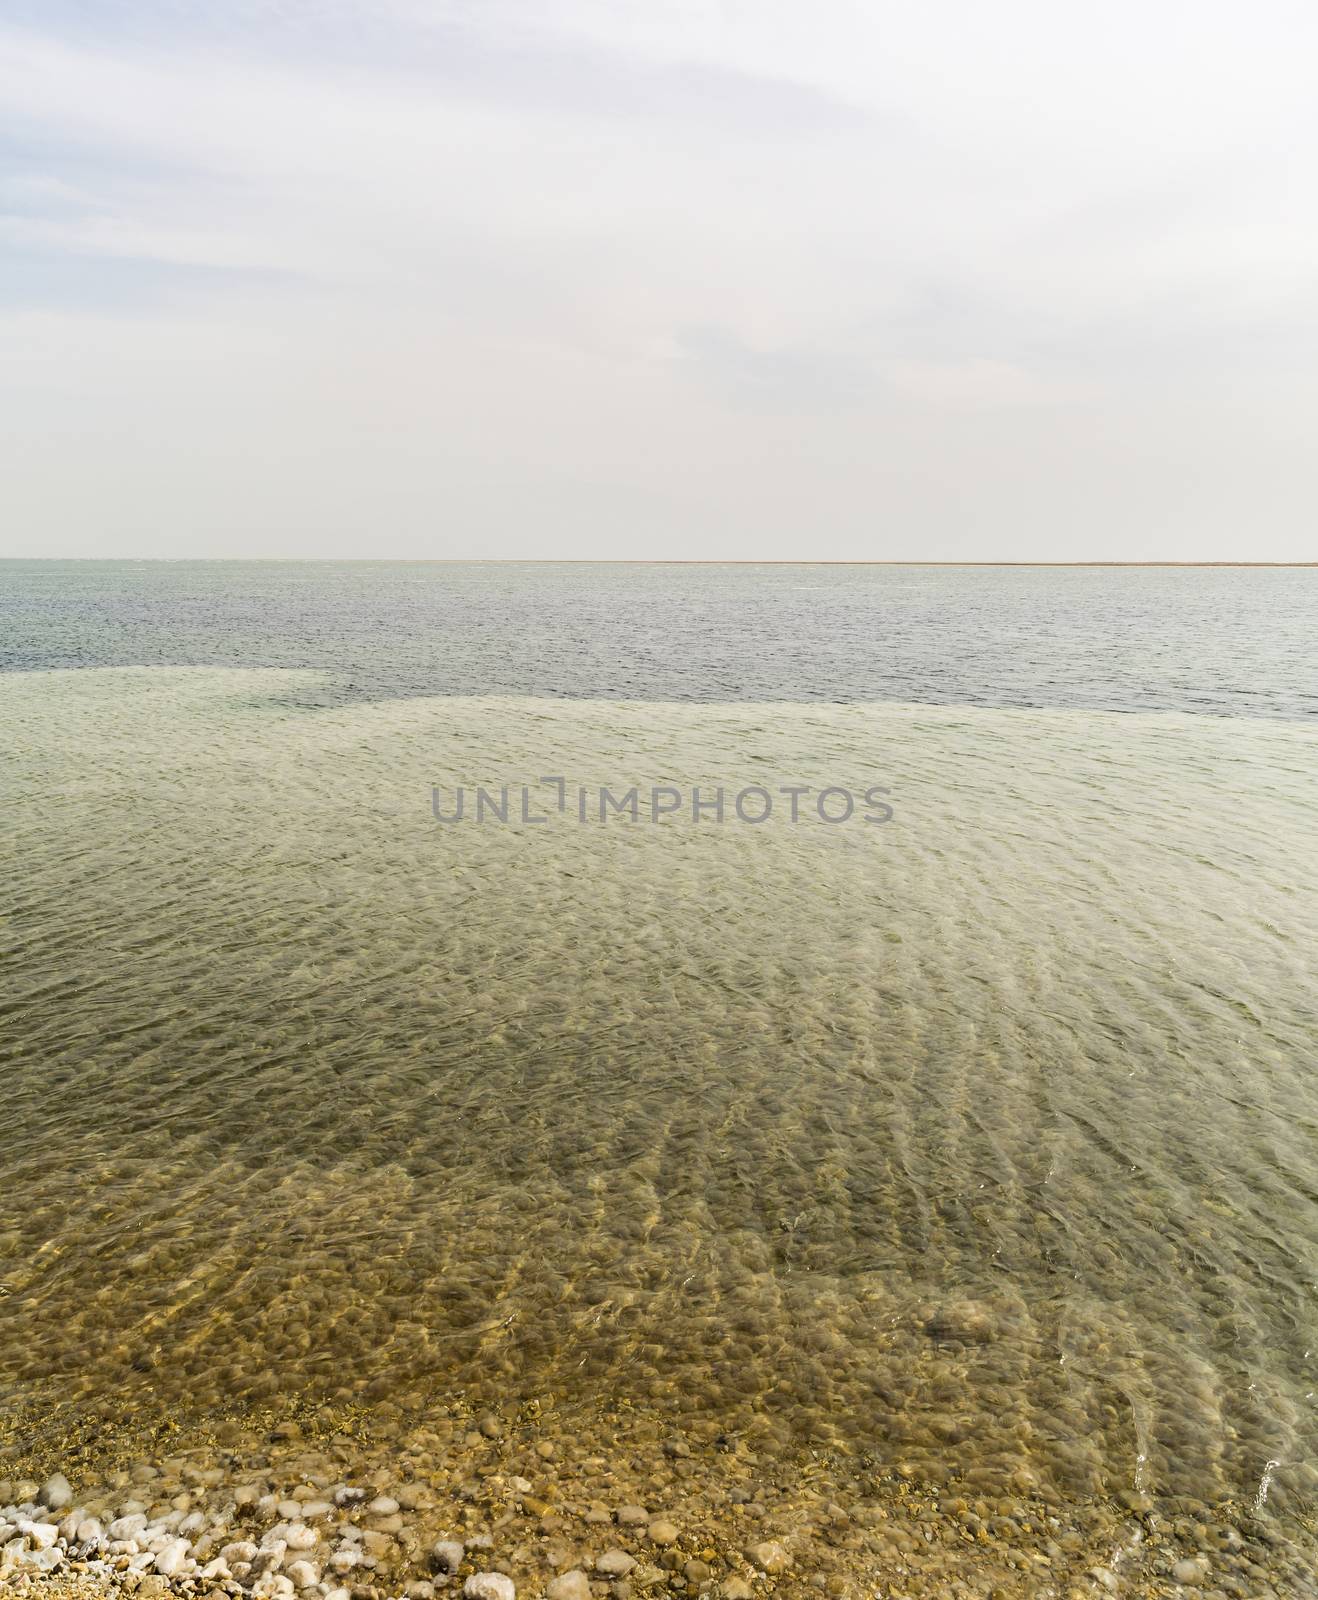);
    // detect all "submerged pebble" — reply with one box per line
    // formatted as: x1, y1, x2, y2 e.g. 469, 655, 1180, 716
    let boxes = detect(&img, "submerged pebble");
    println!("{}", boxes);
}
546, 1571, 592, 1600
36, 1477, 72, 1512
430, 1539, 465, 1574
463, 1573, 515, 1600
